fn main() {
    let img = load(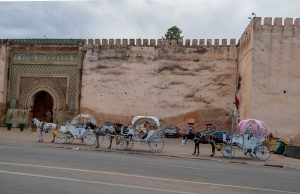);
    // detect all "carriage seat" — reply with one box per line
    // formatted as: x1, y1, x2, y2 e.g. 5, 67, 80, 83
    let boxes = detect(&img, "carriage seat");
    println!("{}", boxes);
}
248, 136, 259, 143
134, 126, 148, 139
